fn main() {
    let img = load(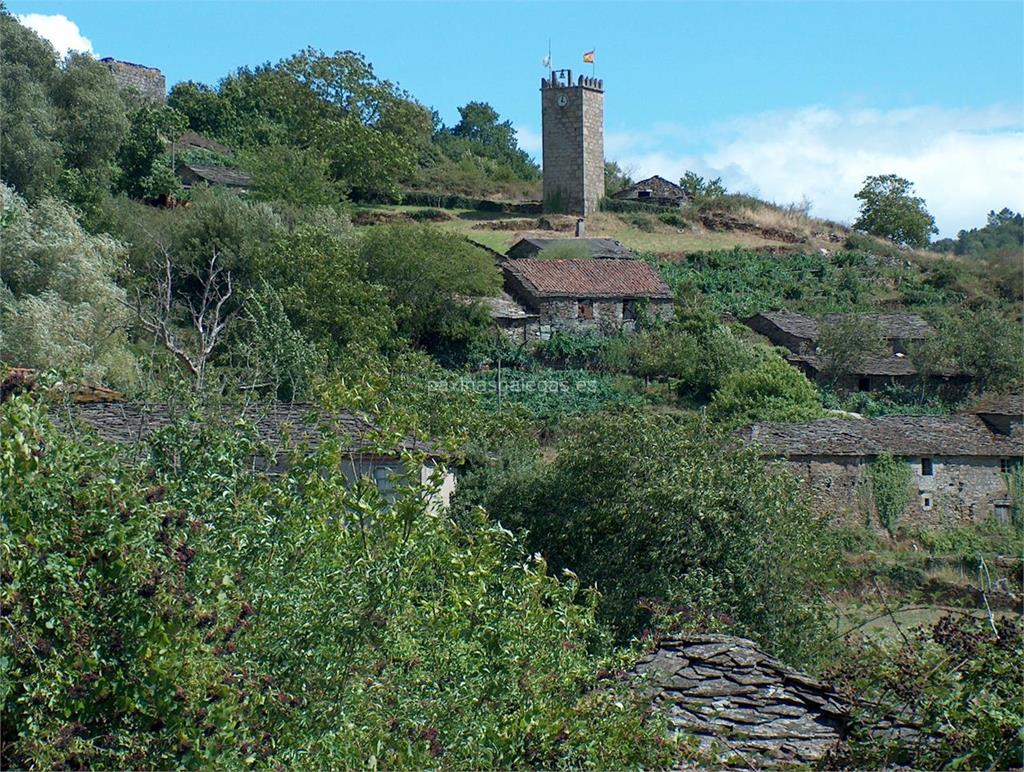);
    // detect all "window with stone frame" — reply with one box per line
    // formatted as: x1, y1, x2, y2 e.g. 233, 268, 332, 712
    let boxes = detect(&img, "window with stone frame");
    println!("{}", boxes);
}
920, 457, 934, 476
622, 299, 638, 321
577, 300, 594, 320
